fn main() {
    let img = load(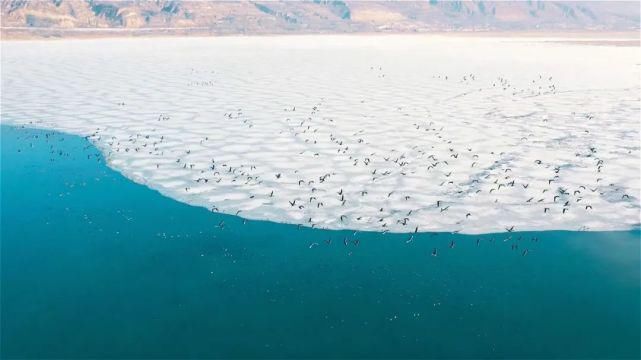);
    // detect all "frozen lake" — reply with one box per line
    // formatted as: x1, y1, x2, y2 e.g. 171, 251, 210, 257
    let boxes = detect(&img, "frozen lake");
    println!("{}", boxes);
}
1, 35, 639, 233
